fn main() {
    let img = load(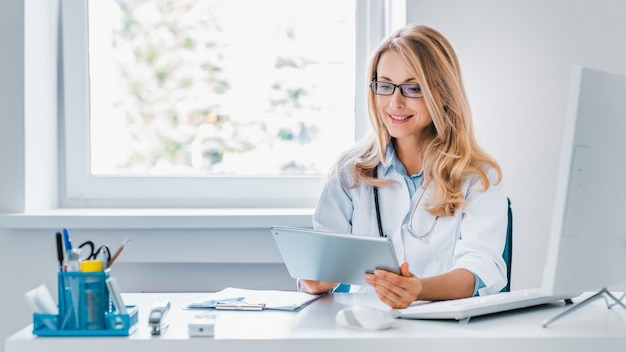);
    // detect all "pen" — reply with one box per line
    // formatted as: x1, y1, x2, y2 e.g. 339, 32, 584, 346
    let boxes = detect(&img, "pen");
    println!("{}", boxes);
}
107, 237, 130, 269
61, 228, 81, 329
55, 232, 64, 271
215, 302, 265, 311
62, 228, 73, 253
62, 228, 80, 272
187, 296, 245, 308
204, 296, 245, 306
